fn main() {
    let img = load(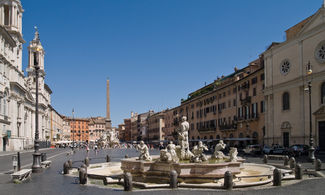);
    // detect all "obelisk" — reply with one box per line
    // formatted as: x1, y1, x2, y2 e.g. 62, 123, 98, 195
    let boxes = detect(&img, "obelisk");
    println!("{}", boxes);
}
106, 79, 112, 130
